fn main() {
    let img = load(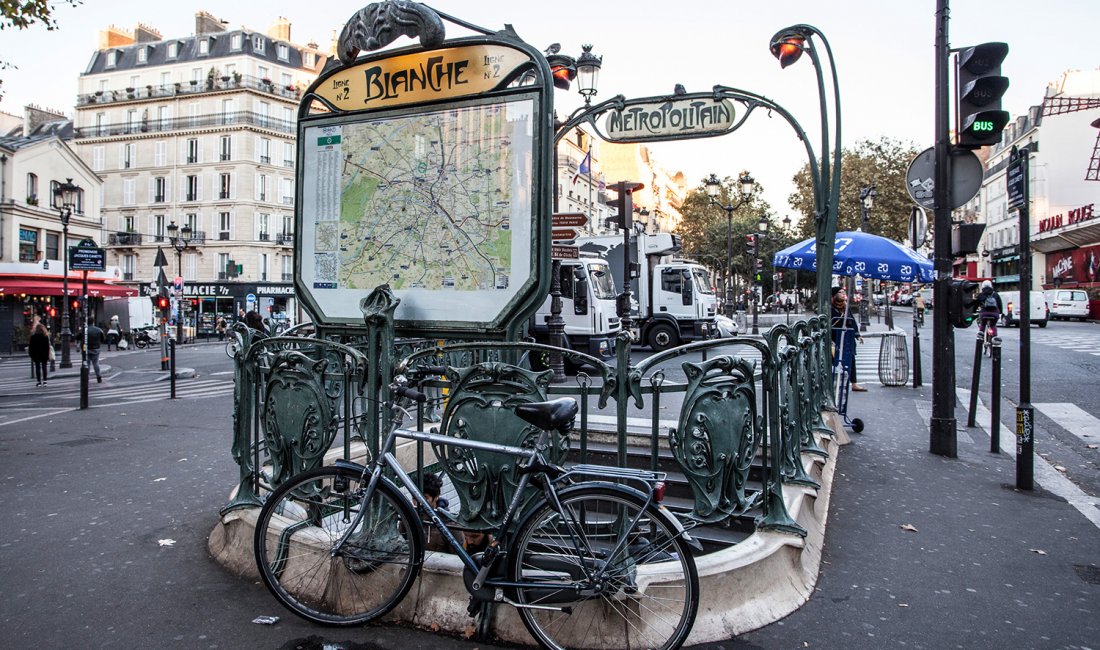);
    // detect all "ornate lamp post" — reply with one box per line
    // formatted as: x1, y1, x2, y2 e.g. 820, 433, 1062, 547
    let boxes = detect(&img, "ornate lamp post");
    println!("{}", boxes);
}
165, 221, 192, 344
575, 44, 602, 106
858, 184, 876, 331
752, 213, 771, 334
705, 170, 756, 319
770, 24, 842, 317
52, 178, 81, 369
